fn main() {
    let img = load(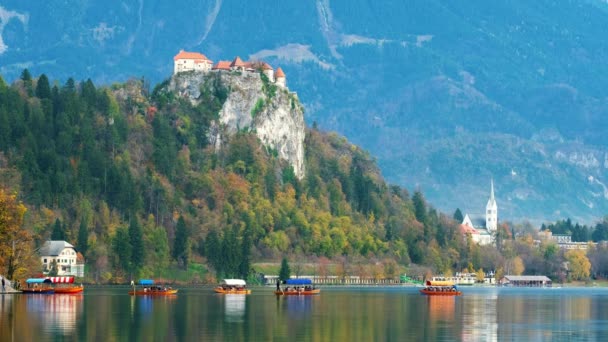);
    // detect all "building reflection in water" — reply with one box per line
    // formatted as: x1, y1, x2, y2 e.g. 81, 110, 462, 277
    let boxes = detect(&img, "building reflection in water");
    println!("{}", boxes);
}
26, 294, 83, 334
224, 294, 246, 323
460, 291, 498, 342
